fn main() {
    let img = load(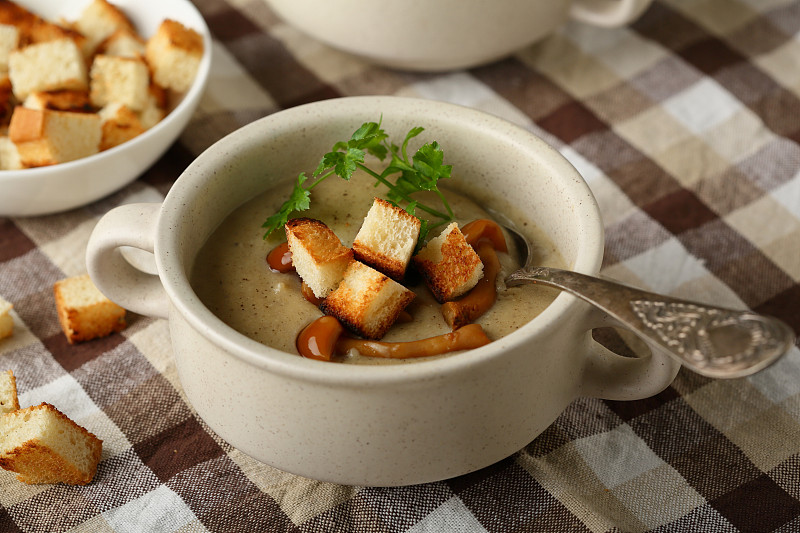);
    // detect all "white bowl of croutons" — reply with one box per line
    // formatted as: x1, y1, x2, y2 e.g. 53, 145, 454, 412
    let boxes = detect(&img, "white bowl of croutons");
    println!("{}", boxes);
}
86, 96, 679, 486
0, 0, 211, 217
